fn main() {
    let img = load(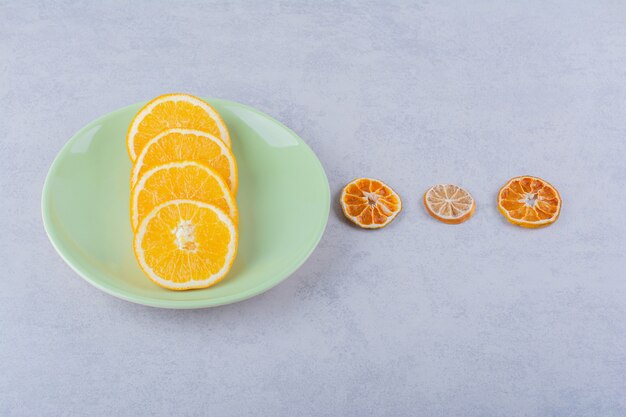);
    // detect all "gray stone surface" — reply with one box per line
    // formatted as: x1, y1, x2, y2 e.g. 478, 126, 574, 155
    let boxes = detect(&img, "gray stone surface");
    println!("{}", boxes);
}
1, 1, 625, 416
